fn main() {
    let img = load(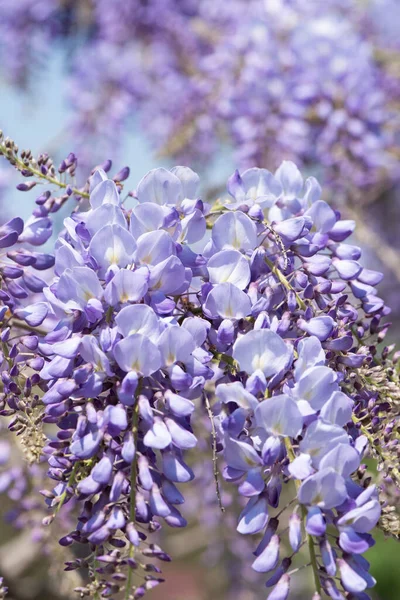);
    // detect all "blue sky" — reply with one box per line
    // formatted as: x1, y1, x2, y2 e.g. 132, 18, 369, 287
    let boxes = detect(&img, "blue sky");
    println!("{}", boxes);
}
1, 49, 234, 221
1, 51, 164, 219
